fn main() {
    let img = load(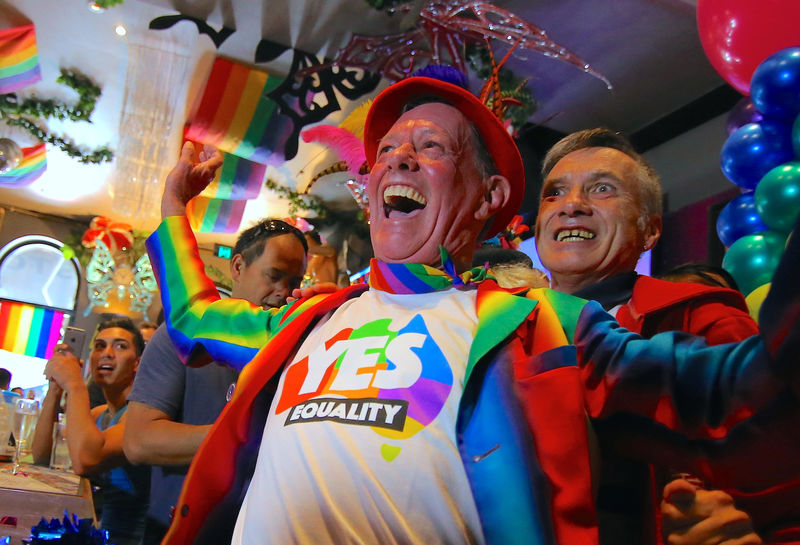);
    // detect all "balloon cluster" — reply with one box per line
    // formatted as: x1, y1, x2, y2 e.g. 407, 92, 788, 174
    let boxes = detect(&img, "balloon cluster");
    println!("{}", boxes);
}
714, 47, 800, 304
698, 0, 800, 307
